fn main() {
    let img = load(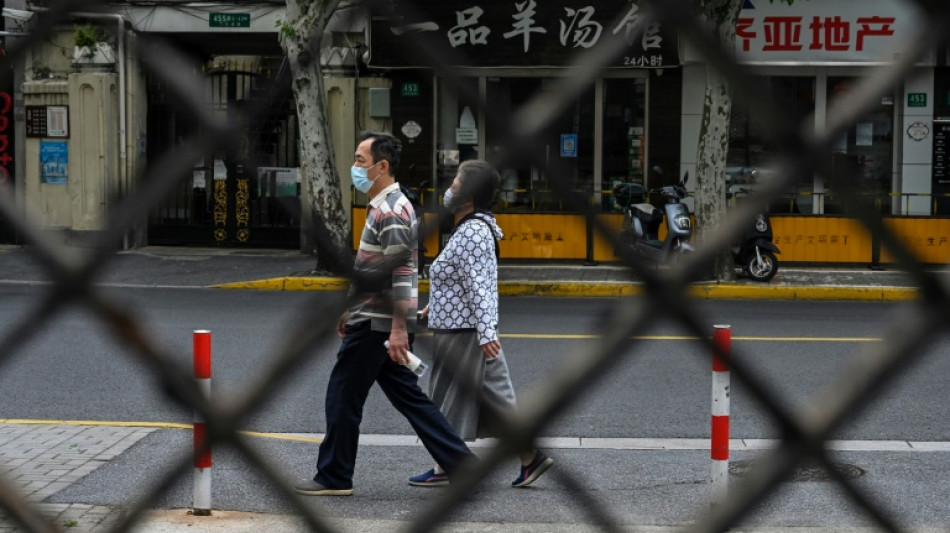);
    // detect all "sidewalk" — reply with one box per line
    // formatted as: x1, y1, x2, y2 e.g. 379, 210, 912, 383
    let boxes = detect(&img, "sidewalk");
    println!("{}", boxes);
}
5, 422, 950, 533
0, 244, 930, 300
